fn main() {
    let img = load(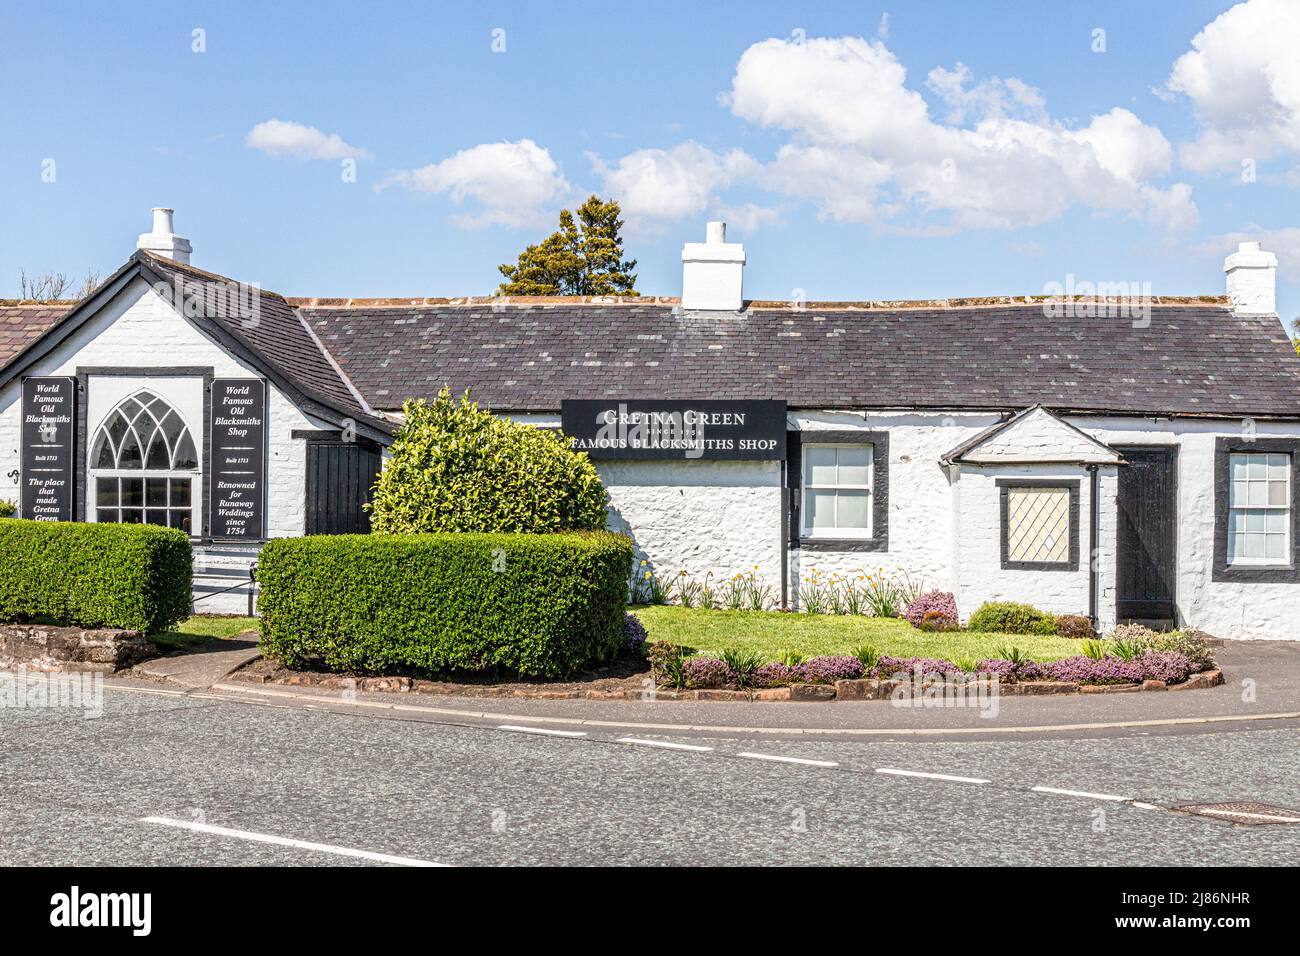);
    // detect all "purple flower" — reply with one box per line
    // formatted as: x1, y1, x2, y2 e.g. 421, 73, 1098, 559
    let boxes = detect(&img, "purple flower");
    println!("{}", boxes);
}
975, 658, 1045, 681
1136, 649, 1193, 684
681, 656, 736, 689
904, 591, 958, 630
751, 662, 800, 688
623, 614, 648, 654
1047, 655, 1144, 684
871, 656, 964, 680
795, 655, 864, 684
